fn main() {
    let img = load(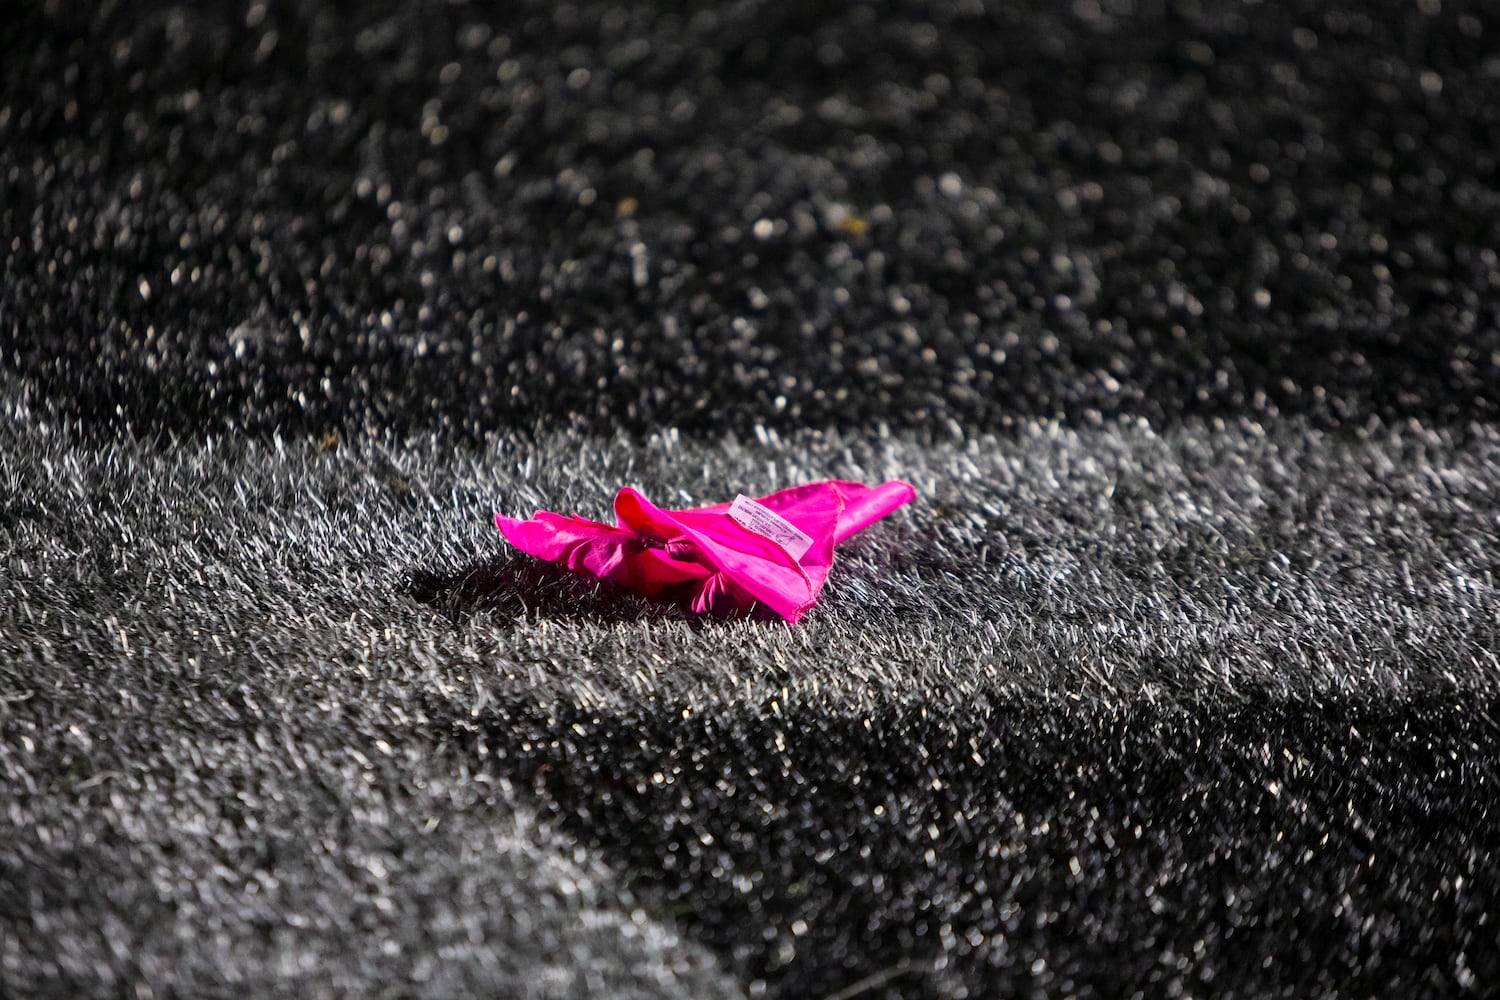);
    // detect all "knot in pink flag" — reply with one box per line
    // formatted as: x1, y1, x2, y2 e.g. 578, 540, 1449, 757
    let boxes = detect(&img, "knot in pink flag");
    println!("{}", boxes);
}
495, 480, 916, 622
